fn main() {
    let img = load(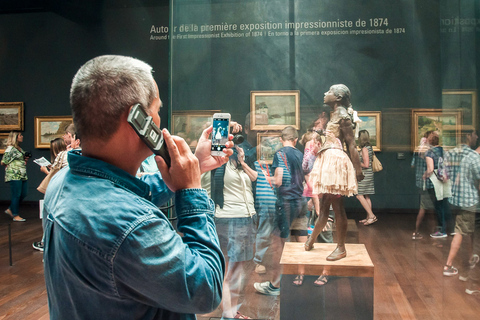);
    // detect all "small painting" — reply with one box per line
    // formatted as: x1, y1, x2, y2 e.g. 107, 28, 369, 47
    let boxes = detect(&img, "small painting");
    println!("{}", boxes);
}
251, 91, 300, 130
34, 116, 73, 148
171, 110, 220, 151
257, 132, 283, 164
356, 111, 381, 152
0, 102, 24, 131
442, 90, 477, 129
411, 109, 462, 151
0, 133, 9, 154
